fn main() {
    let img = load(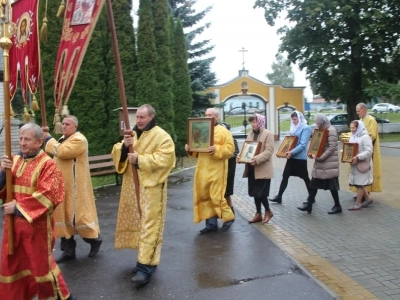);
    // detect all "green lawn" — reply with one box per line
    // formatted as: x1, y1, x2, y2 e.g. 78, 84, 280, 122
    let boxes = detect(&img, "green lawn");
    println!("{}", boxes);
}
378, 133, 400, 142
